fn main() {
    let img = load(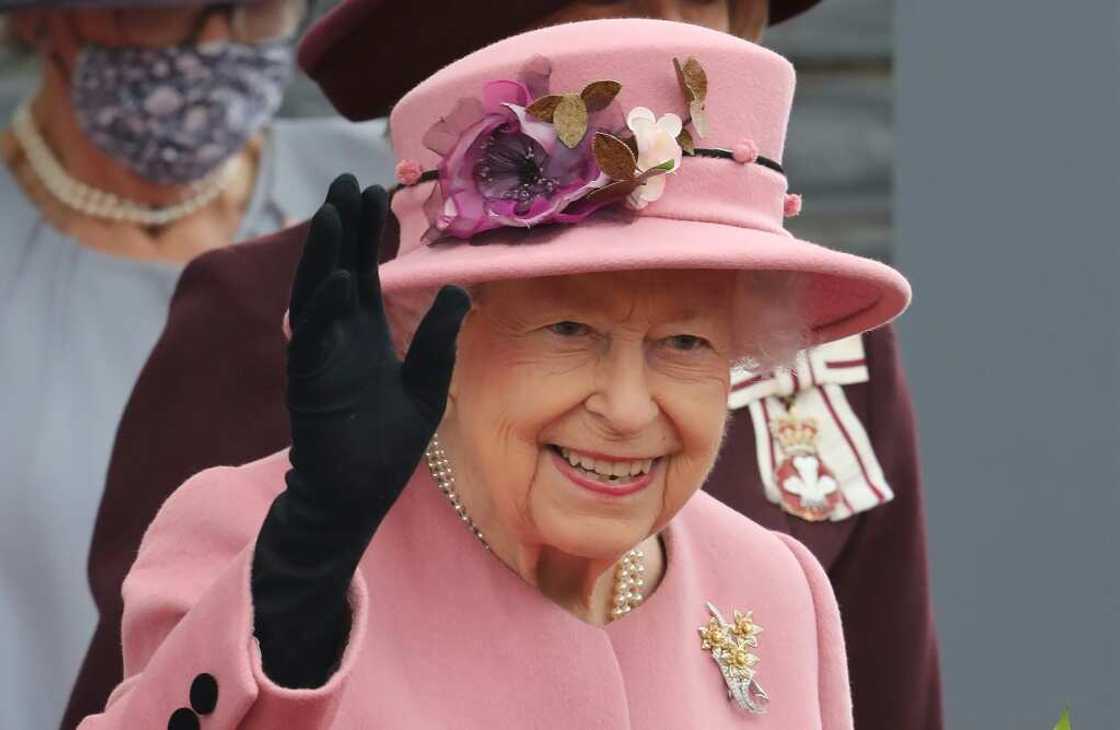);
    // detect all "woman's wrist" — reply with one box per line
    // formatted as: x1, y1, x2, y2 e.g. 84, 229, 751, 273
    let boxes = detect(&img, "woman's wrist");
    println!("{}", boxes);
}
249, 471, 382, 688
